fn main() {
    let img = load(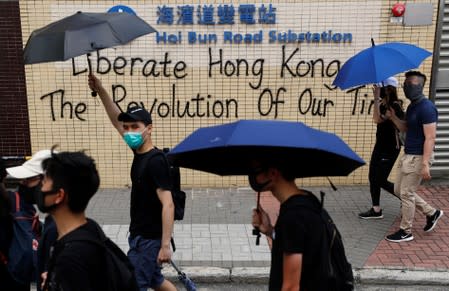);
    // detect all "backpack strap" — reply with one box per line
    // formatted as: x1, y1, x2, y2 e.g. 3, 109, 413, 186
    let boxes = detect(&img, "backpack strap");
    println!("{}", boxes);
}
140, 148, 178, 252
14, 192, 20, 212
